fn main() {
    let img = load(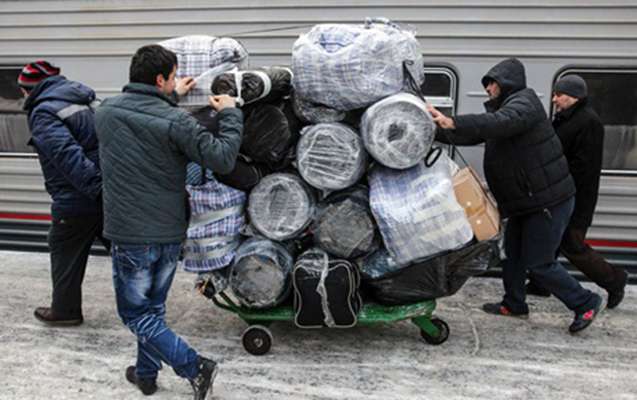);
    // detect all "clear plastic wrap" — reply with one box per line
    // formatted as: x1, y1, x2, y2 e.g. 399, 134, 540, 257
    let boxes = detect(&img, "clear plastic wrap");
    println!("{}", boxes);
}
296, 123, 367, 190
158, 35, 248, 106
361, 93, 436, 170
368, 154, 474, 265
211, 66, 293, 106
229, 237, 294, 309
247, 173, 316, 241
313, 186, 378, 259
360, 238, 501, 305
292, 19, 424, 111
